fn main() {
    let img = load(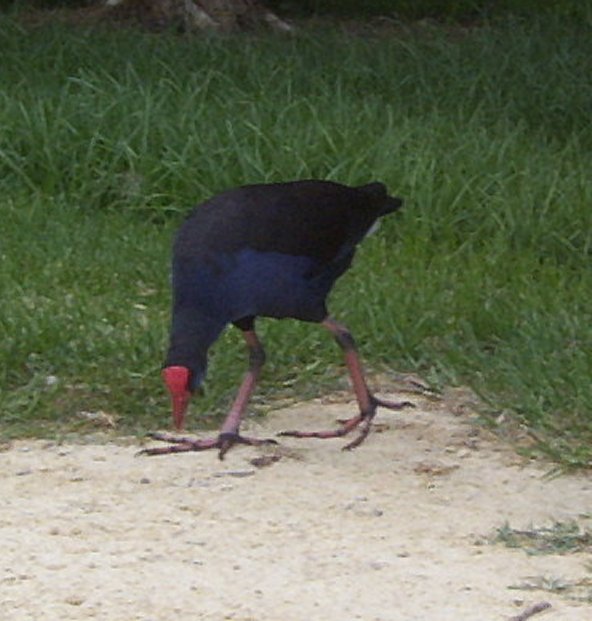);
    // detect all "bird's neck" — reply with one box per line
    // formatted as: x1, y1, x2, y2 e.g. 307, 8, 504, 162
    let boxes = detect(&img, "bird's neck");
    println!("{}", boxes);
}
165, 305, 226, 390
